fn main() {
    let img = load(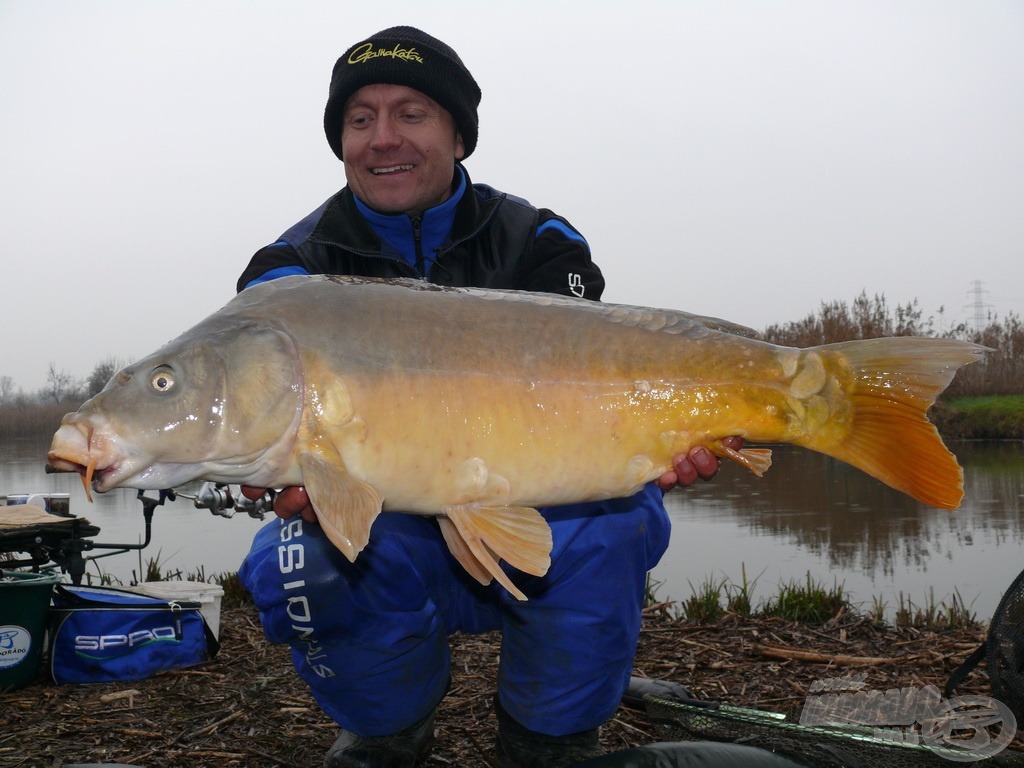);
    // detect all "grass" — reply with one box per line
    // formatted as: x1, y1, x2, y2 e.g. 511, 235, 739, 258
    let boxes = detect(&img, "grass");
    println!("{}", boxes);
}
759, 573, 848, 623
665, 565, 763, 622
722, 563, 758, 617
893, 587, 979, 631
659, 569, 983, 630
933, 394, 1024, 439
673, 570, 849, 624
681, 574, 728, 622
